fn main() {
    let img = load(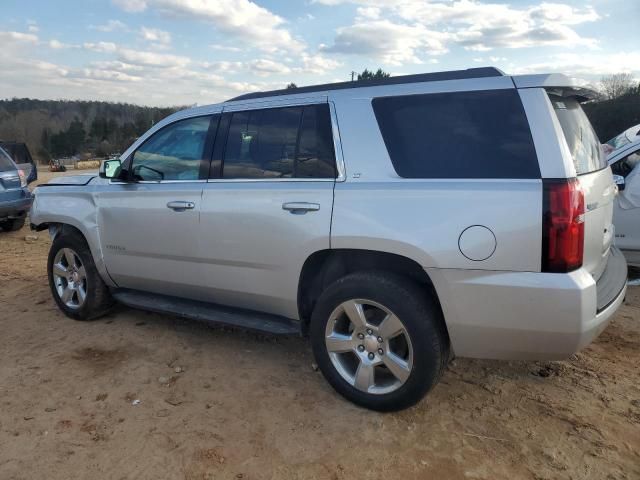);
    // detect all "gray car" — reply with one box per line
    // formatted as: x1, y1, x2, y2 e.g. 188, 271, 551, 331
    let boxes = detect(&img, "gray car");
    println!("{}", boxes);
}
0, 146, 33, 231
30, 67, 628, 411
